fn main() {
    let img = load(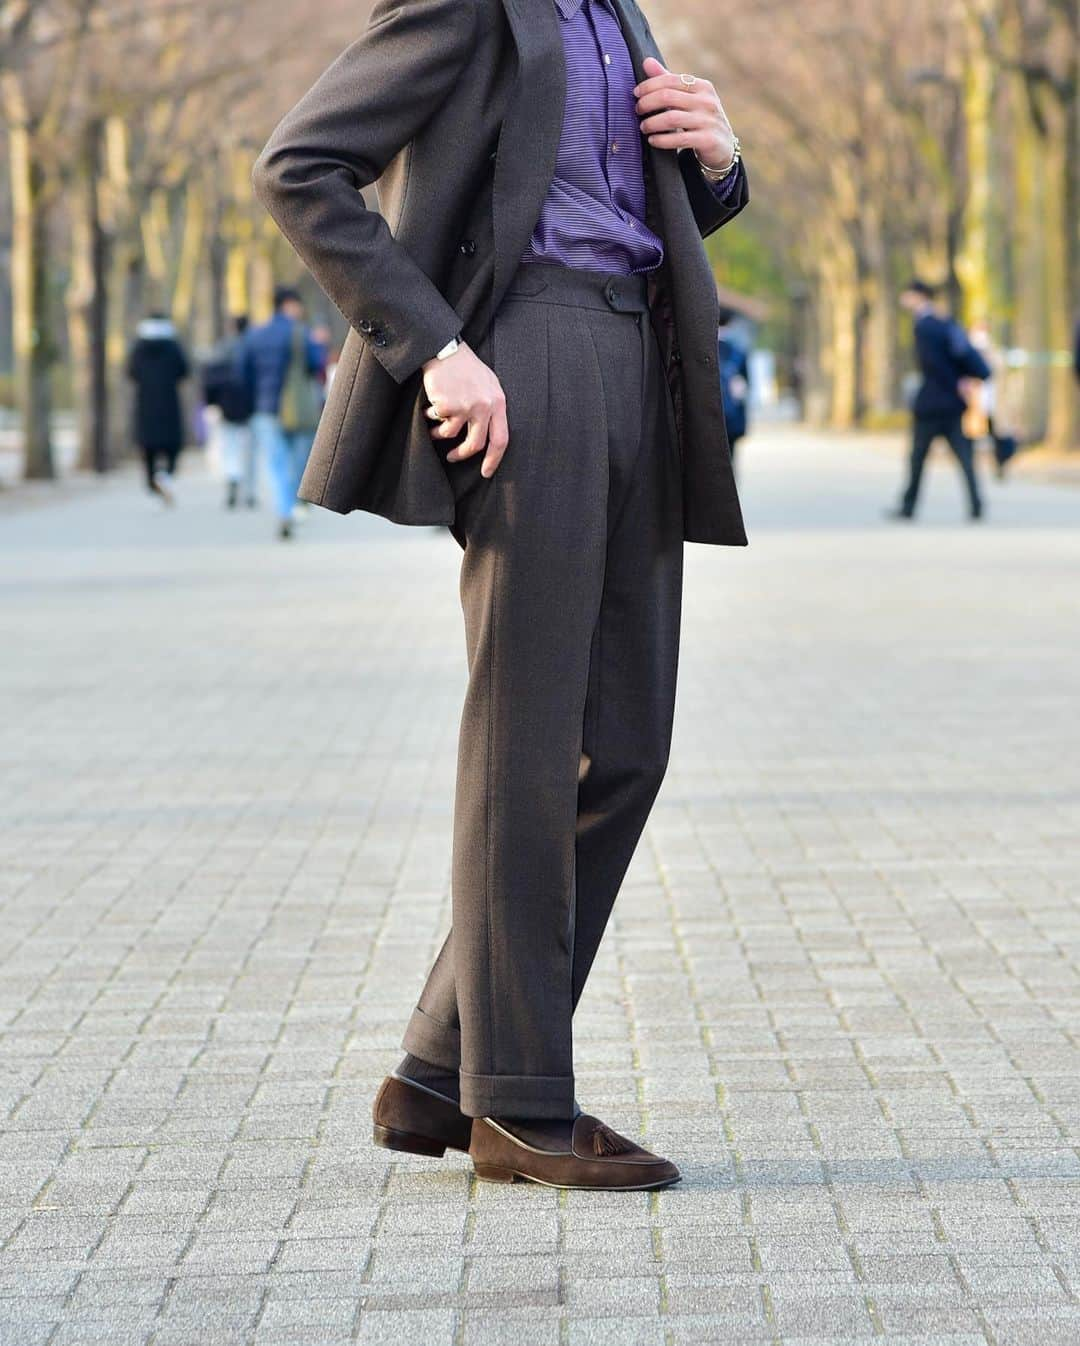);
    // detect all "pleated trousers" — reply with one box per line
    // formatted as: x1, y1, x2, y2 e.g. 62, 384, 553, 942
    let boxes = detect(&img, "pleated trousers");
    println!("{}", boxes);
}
403, 264, 685, 1118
